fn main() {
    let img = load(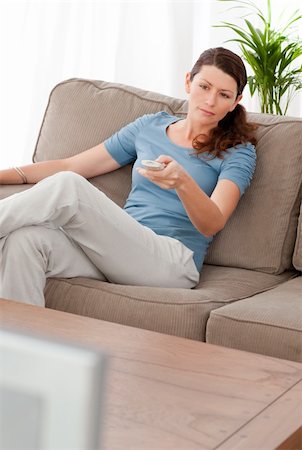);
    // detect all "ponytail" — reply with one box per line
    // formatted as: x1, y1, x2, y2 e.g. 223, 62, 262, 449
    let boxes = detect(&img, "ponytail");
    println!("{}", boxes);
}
192, 104, 258, 158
